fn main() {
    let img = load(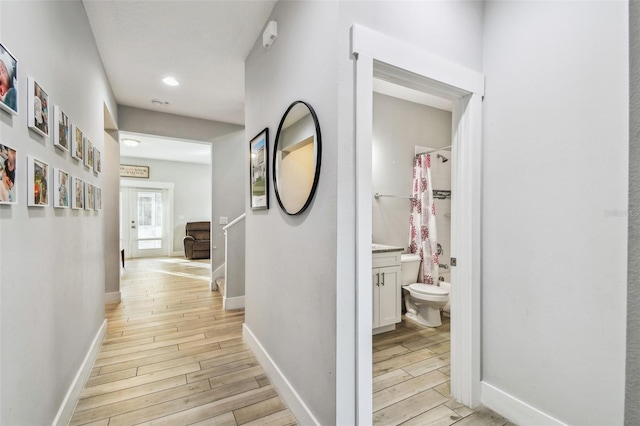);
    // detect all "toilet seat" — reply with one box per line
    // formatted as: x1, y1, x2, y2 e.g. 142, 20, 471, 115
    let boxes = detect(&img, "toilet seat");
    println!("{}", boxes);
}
408, 283, 449, 296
